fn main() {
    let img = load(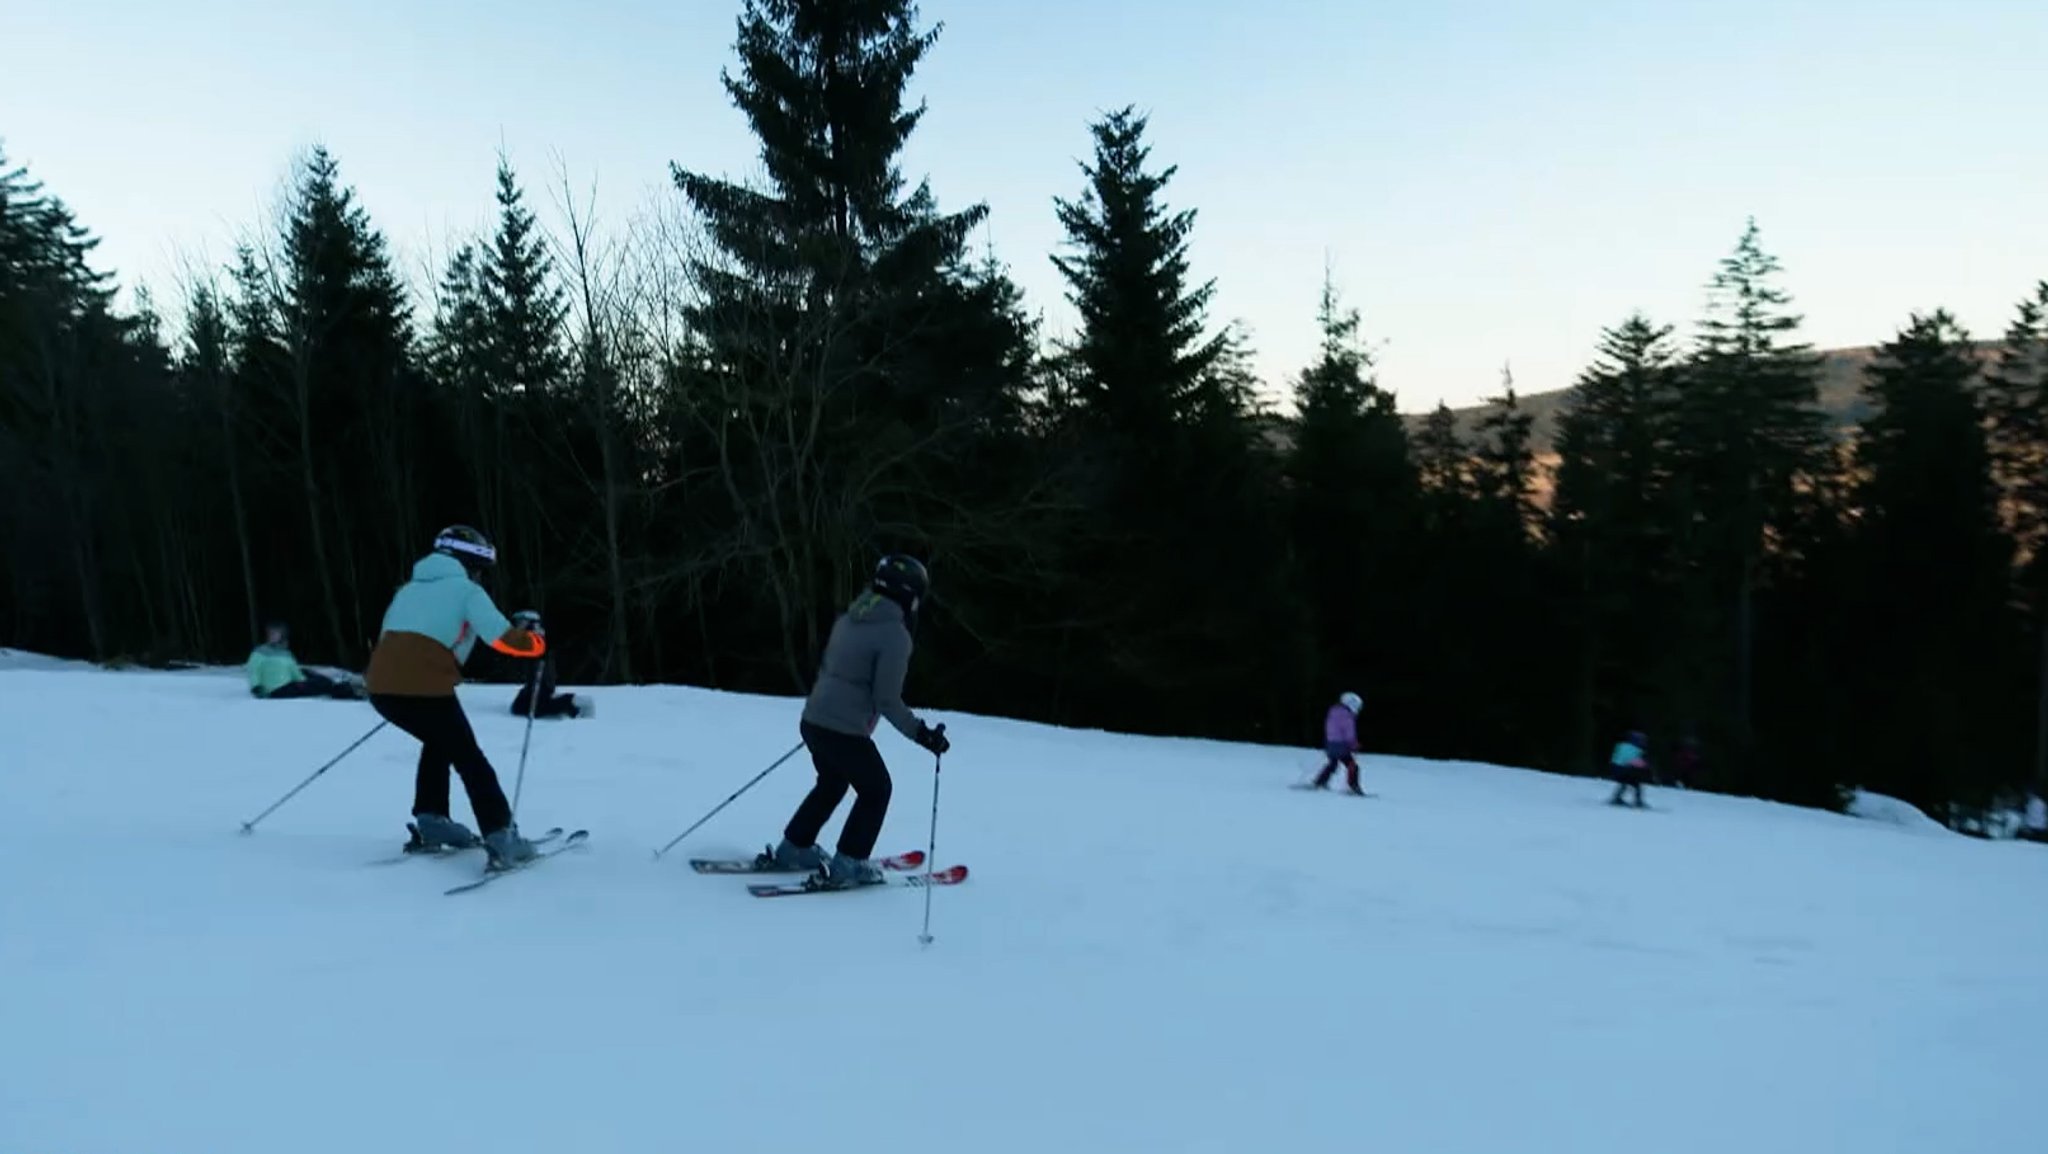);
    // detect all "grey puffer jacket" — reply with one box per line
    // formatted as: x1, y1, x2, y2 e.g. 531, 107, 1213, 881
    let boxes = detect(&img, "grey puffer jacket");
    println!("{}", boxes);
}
801, 592, 924, 741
